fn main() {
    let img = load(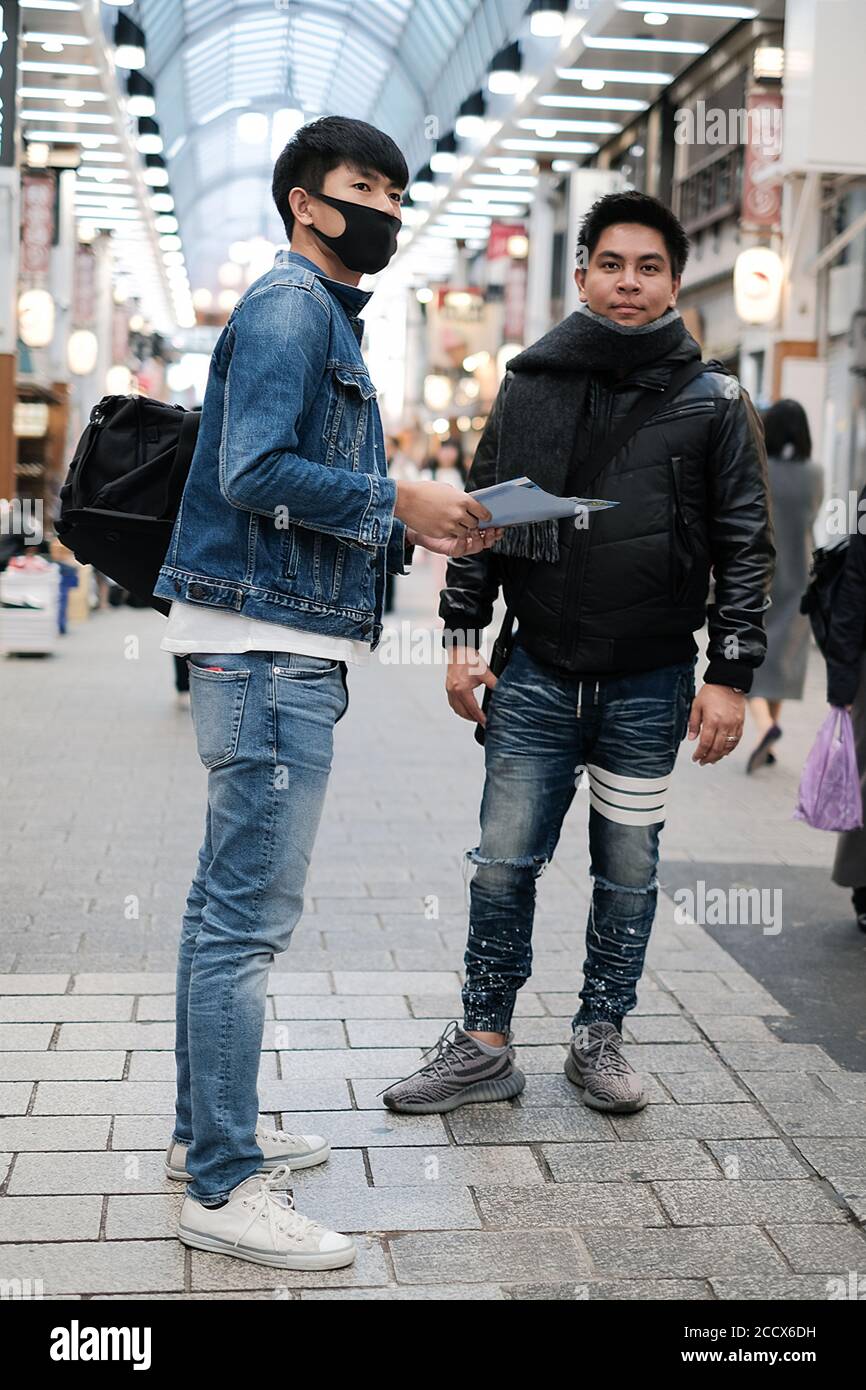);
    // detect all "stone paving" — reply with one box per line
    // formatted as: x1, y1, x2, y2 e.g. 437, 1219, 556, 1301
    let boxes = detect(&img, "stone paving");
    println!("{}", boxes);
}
1, 554, 865, 1300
